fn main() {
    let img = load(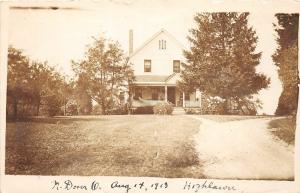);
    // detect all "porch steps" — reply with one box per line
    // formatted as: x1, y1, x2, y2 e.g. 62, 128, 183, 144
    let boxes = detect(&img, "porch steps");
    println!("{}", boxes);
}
172, 107, 186, 115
